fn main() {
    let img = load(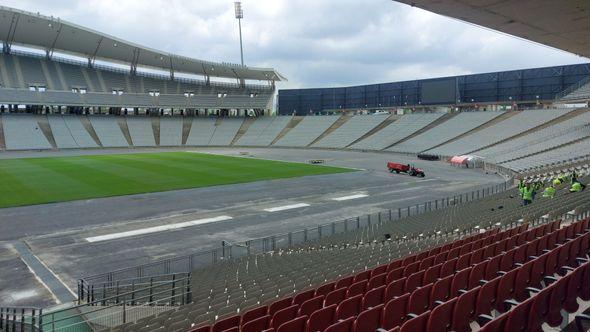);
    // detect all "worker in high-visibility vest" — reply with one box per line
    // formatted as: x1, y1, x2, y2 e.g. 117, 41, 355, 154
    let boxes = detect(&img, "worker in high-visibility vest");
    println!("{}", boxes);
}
518, 179, 526, 198
543, 185, 556, 198
522, 183, 534, 206
570, 181, 585, 193
552, 177, 561, 186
